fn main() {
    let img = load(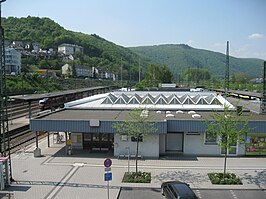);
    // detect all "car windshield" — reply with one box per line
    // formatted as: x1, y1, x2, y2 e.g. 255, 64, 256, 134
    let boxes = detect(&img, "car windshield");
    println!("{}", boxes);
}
173, 184, 195, 198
